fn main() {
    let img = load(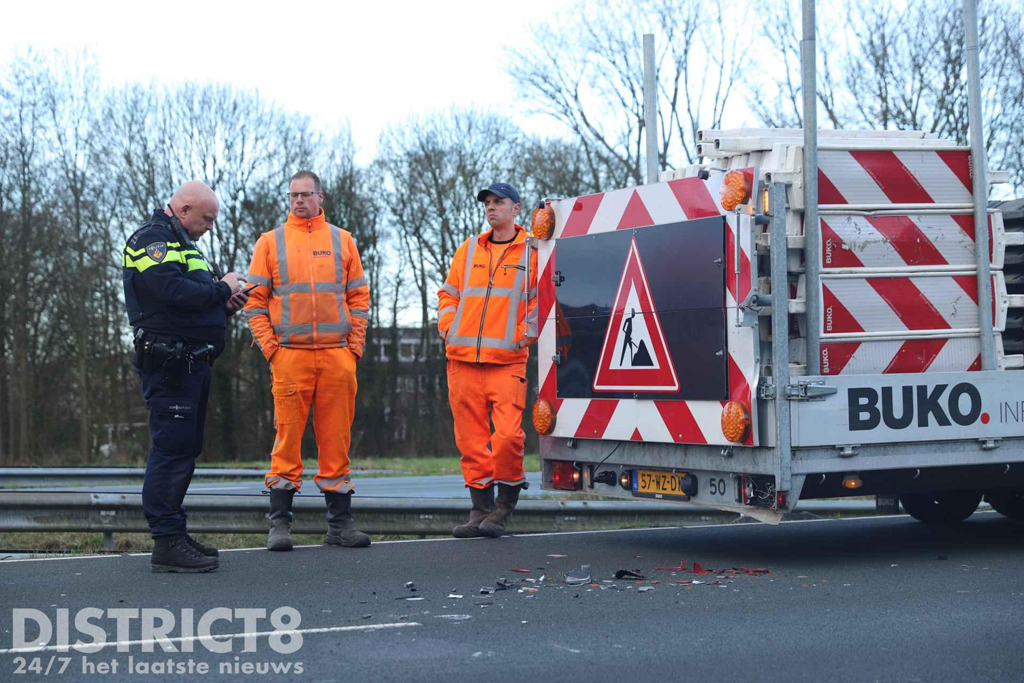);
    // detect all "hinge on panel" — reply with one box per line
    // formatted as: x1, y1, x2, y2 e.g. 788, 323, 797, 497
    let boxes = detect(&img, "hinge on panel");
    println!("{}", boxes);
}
979, 438, 1000, 451
837, 445, 859, 458
758, 382, 776, 400
785, 381, 837, 401
552, 271, 565, 287
552, 351, 563, 365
